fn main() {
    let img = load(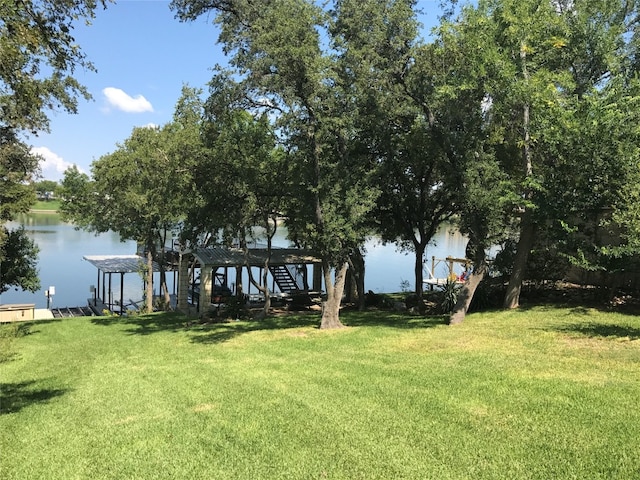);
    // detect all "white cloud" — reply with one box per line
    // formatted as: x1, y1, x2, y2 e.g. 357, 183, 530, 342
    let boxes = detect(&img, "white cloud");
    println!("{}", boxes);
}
31, 146, 80, 181
102, 87, 154, 113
